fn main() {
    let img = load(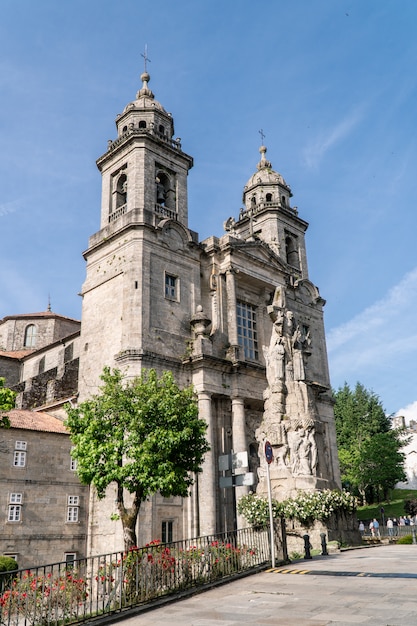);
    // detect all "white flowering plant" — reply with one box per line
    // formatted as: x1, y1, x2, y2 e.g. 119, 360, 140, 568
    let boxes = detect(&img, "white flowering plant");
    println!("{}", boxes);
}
237, 492, 282, 527
238, 489, 357, 527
